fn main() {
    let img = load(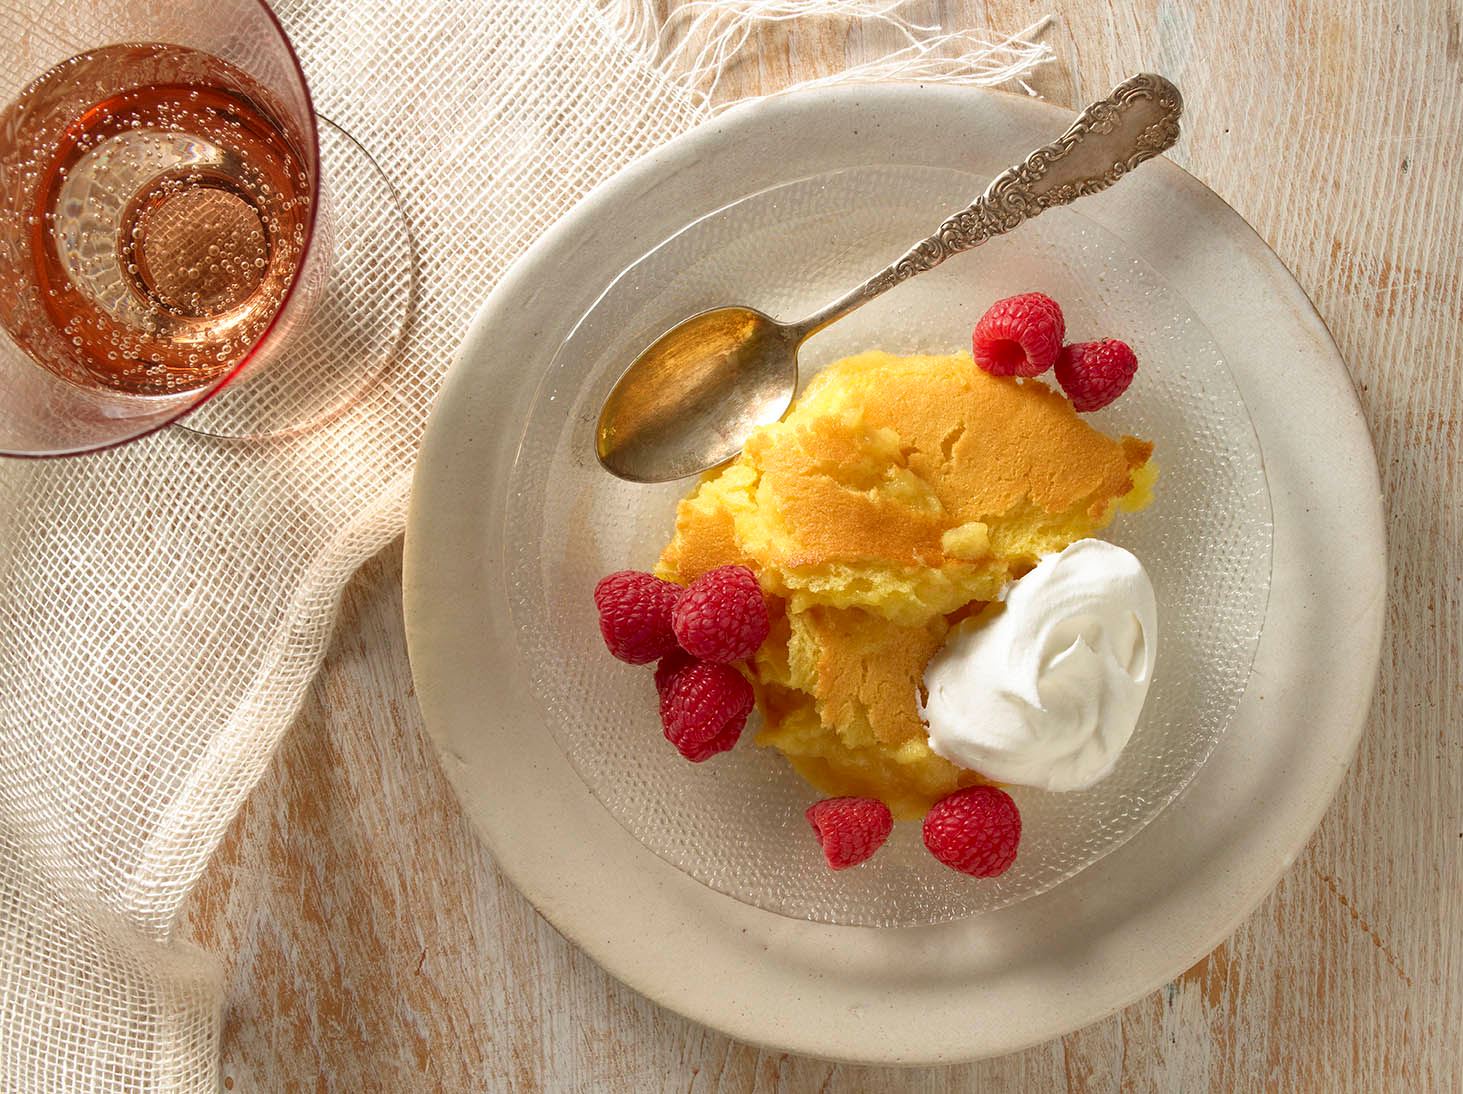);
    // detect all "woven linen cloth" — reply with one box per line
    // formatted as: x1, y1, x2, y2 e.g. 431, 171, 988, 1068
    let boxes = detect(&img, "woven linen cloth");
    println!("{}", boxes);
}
0, 1, 1046, 1088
